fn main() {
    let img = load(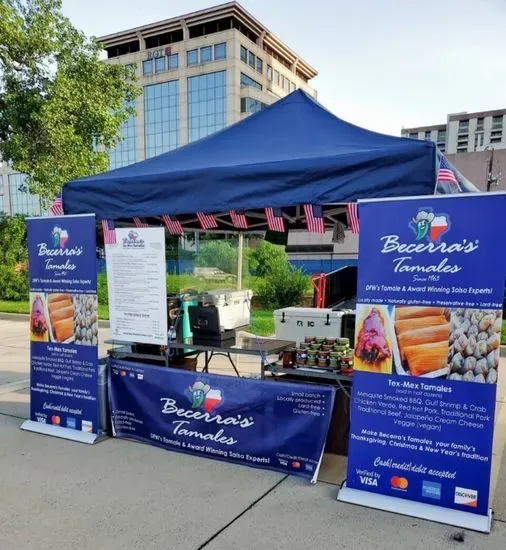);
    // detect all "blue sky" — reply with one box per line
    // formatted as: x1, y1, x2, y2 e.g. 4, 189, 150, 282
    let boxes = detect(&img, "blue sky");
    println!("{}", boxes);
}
62, 0, 506, 135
